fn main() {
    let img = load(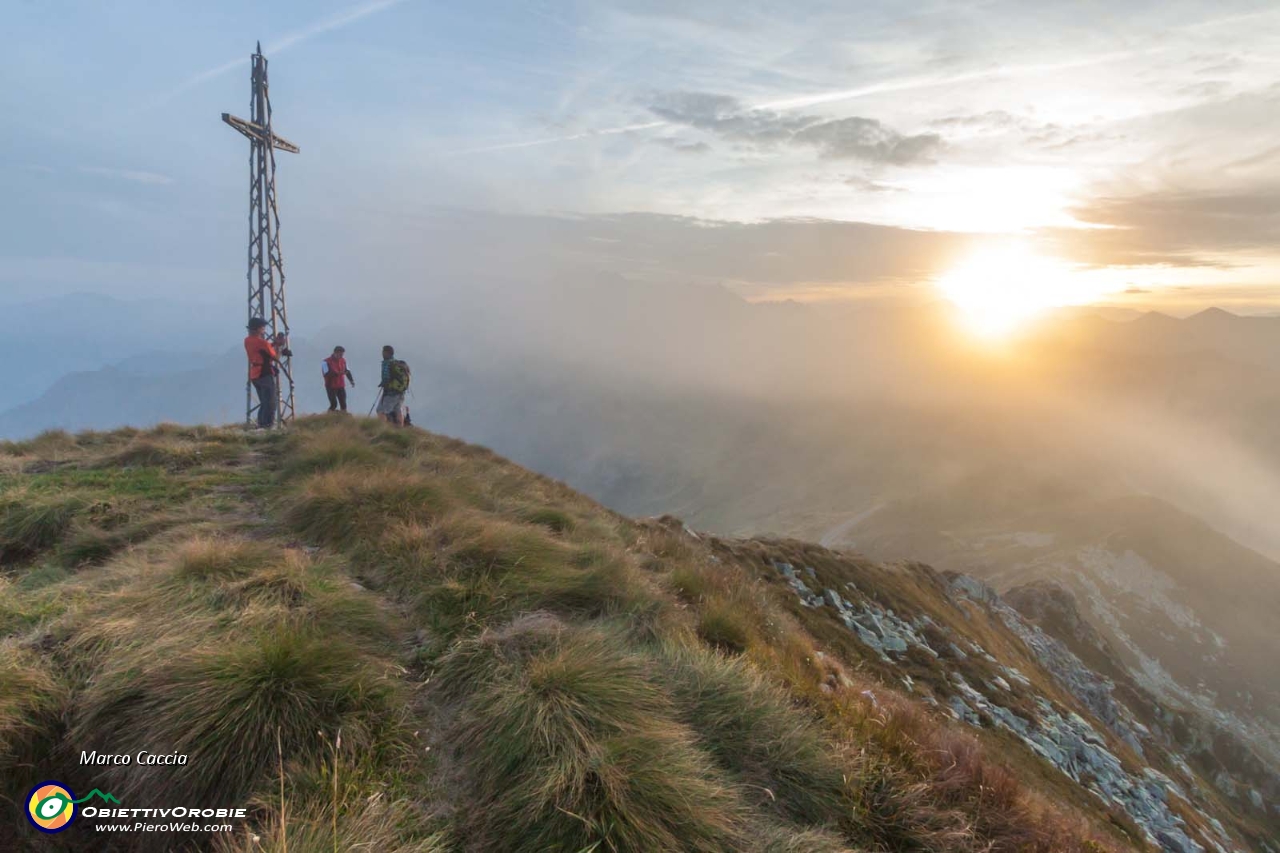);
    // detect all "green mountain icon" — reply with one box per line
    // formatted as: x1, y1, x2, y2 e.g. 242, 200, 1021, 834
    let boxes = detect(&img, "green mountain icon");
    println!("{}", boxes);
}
73, 789, 120, 805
